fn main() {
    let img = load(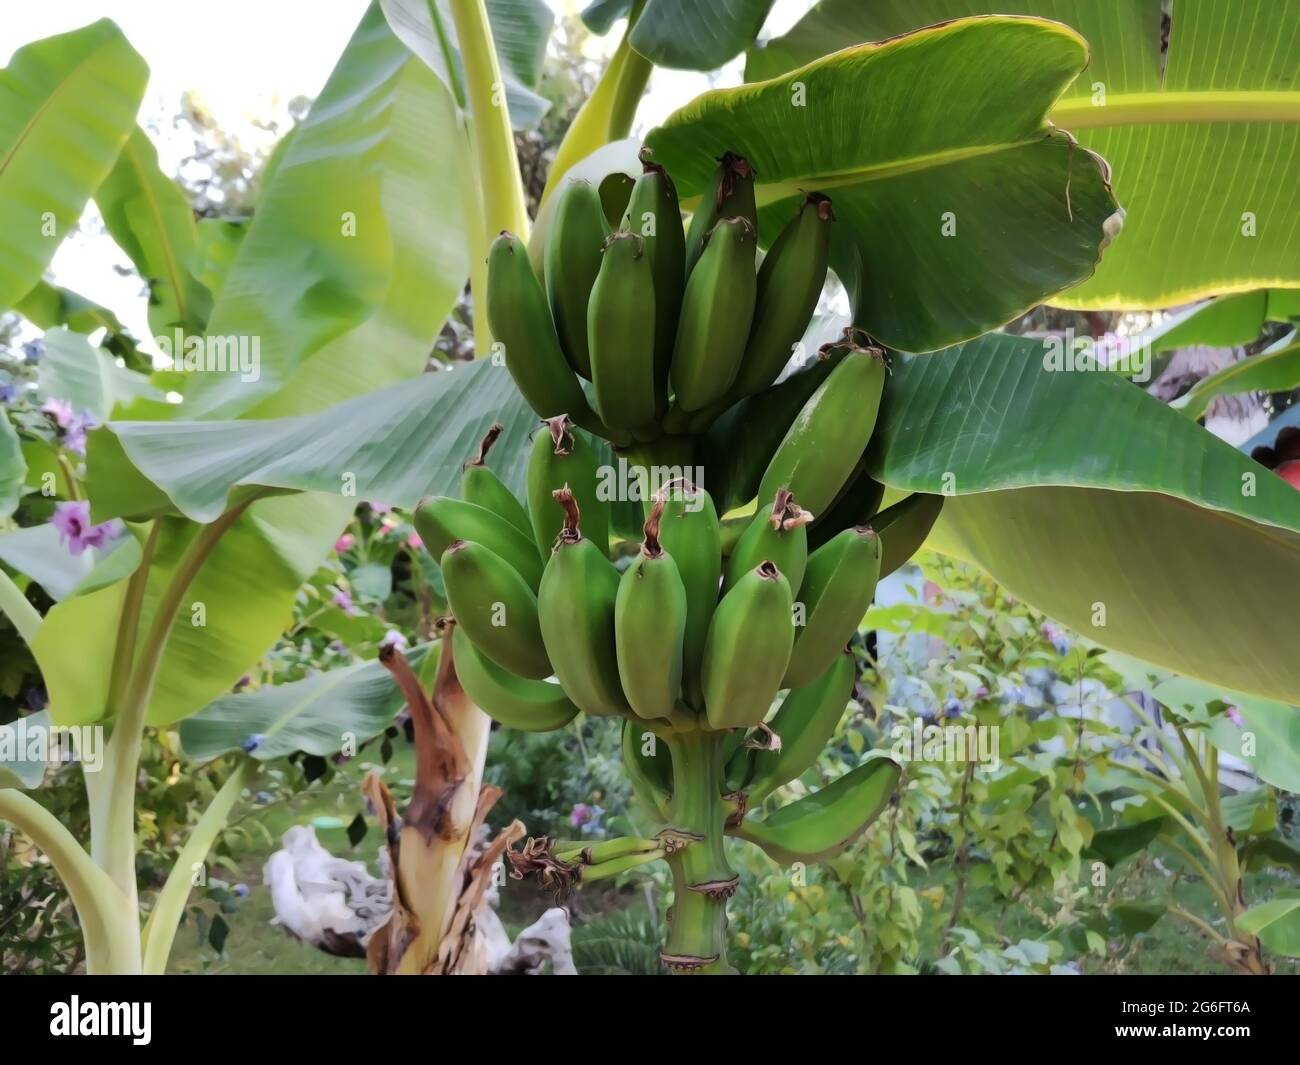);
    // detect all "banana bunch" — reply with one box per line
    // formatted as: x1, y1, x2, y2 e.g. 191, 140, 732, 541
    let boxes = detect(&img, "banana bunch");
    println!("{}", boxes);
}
463, 148, 965, 971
